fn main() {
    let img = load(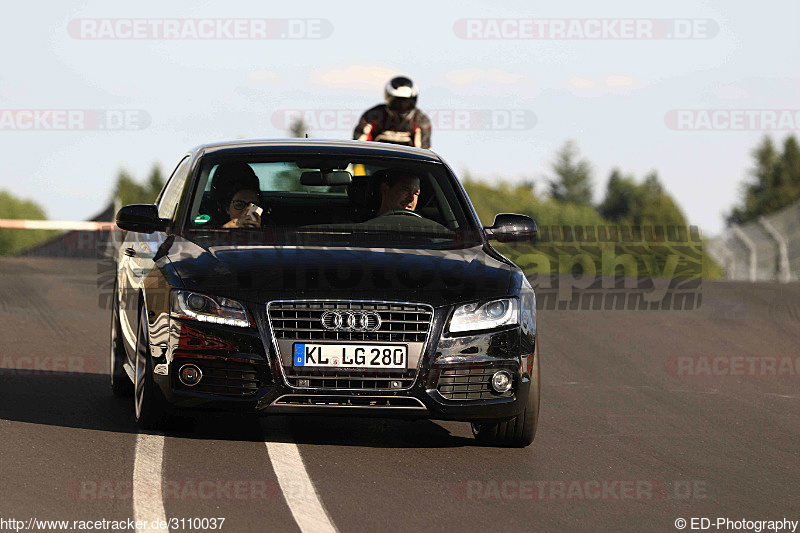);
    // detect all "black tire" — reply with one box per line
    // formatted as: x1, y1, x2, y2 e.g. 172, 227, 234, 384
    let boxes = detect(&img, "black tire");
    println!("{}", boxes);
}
134, 304, 168, 430
110, 283, 134, 397
473, 342, 540, 448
